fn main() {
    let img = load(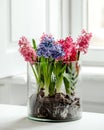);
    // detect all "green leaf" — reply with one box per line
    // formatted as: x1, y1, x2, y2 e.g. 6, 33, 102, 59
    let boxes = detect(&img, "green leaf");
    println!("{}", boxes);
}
58, 64, 66, 77
63, 63, 79, 93
63, 73, 71, 83
32, 39, 37, 50
63, 77, 71, 94
49, 76, 55, 96
56, 75, 63, 93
